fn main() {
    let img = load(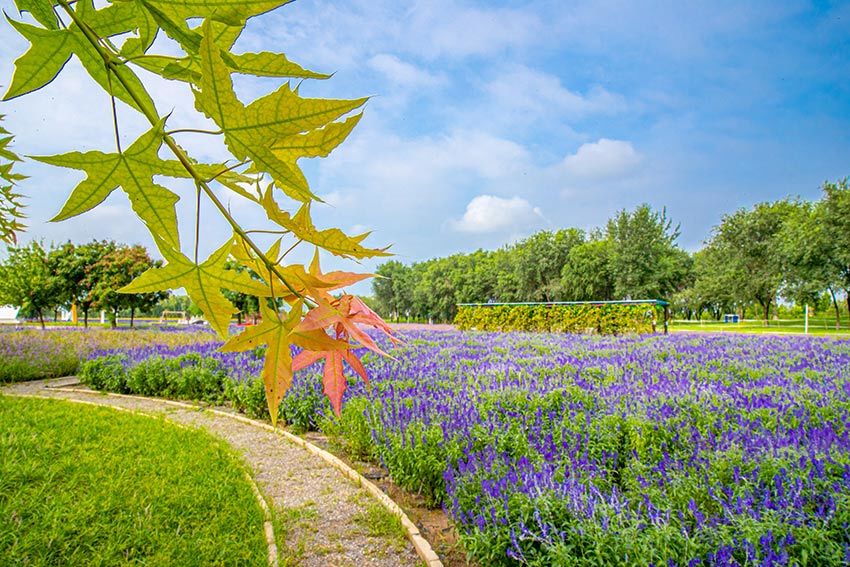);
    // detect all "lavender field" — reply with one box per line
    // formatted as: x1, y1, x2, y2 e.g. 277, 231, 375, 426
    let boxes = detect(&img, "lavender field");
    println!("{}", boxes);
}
75, 329, 850, 565
332, 331, 850, 565
0, 326, 217, 383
